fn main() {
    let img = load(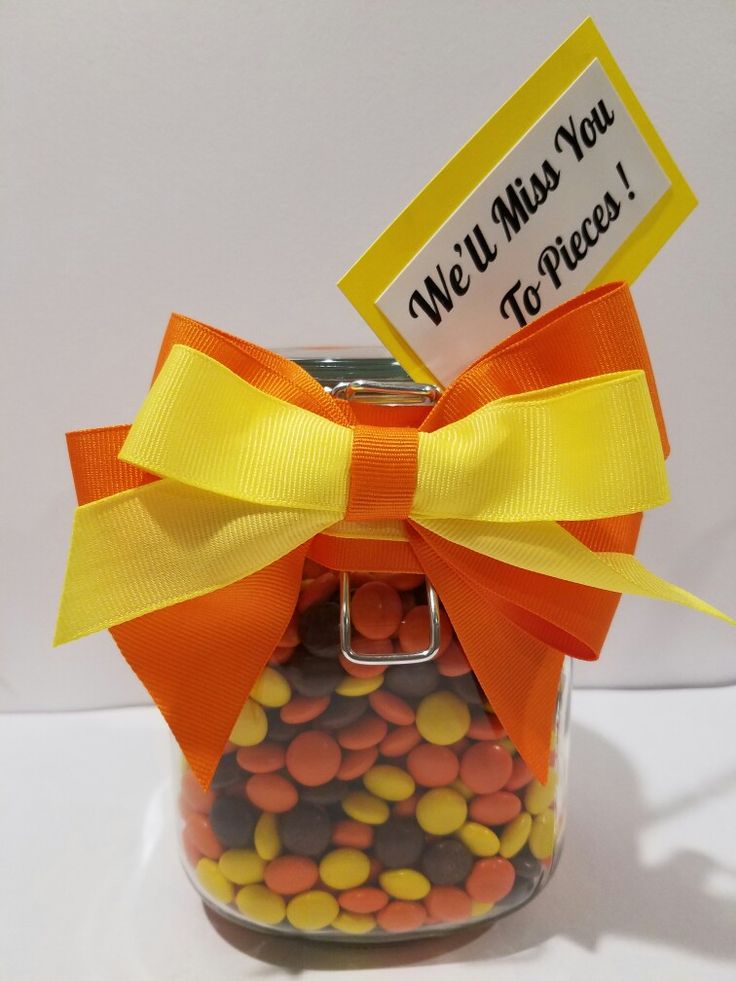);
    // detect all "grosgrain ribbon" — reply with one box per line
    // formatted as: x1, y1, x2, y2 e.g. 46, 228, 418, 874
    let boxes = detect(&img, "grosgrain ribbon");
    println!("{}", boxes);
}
54, 283, 733, 787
